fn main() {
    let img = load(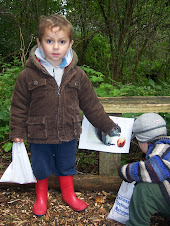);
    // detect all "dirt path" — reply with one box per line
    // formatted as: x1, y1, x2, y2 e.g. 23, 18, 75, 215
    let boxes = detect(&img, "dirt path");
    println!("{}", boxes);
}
0, 185, 123, 225
0, 184, 168, 225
